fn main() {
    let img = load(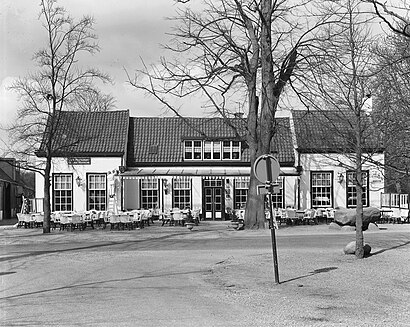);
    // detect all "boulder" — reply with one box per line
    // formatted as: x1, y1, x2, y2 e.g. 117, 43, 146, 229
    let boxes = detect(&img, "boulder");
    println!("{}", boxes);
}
341, 225, 356, 232
367, 223, 380, 231
328, 222, 341, 230
334, 207, 381, 230
343, 241, 371, 255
